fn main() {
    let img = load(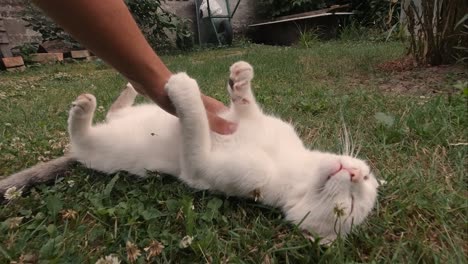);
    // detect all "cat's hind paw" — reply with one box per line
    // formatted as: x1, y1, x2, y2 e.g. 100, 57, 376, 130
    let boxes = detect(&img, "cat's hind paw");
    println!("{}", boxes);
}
228, 61, 254, 104
70, 93, 96, 117
229, 61, 254, 83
